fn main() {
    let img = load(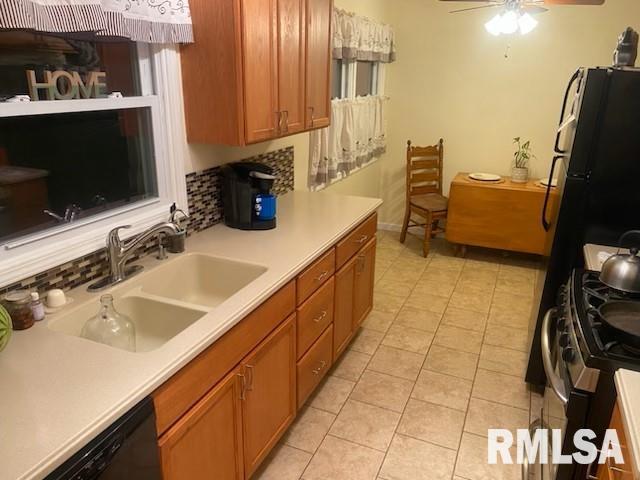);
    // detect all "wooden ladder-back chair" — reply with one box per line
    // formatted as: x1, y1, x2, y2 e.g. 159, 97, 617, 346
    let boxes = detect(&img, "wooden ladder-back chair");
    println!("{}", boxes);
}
400, 139, 447, 257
